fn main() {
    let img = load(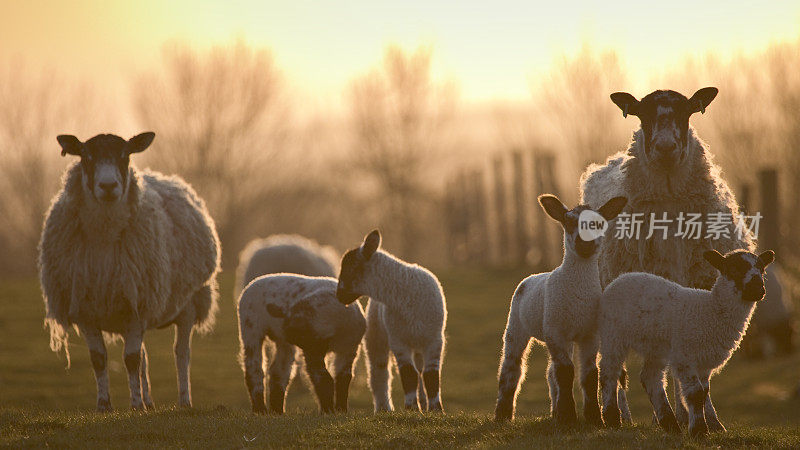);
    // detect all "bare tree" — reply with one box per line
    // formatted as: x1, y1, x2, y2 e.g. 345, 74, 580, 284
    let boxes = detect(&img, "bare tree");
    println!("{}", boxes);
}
133, 41, 291, 267
535, 45, 630, 194
349, 46, 455, 260
0, 61, 107, 274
